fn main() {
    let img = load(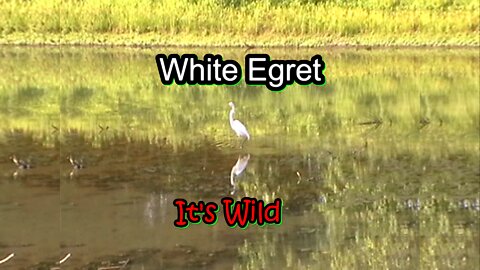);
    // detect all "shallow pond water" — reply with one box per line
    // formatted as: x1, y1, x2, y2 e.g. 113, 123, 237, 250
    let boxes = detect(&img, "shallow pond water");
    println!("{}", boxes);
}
0, 47, 478, 269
